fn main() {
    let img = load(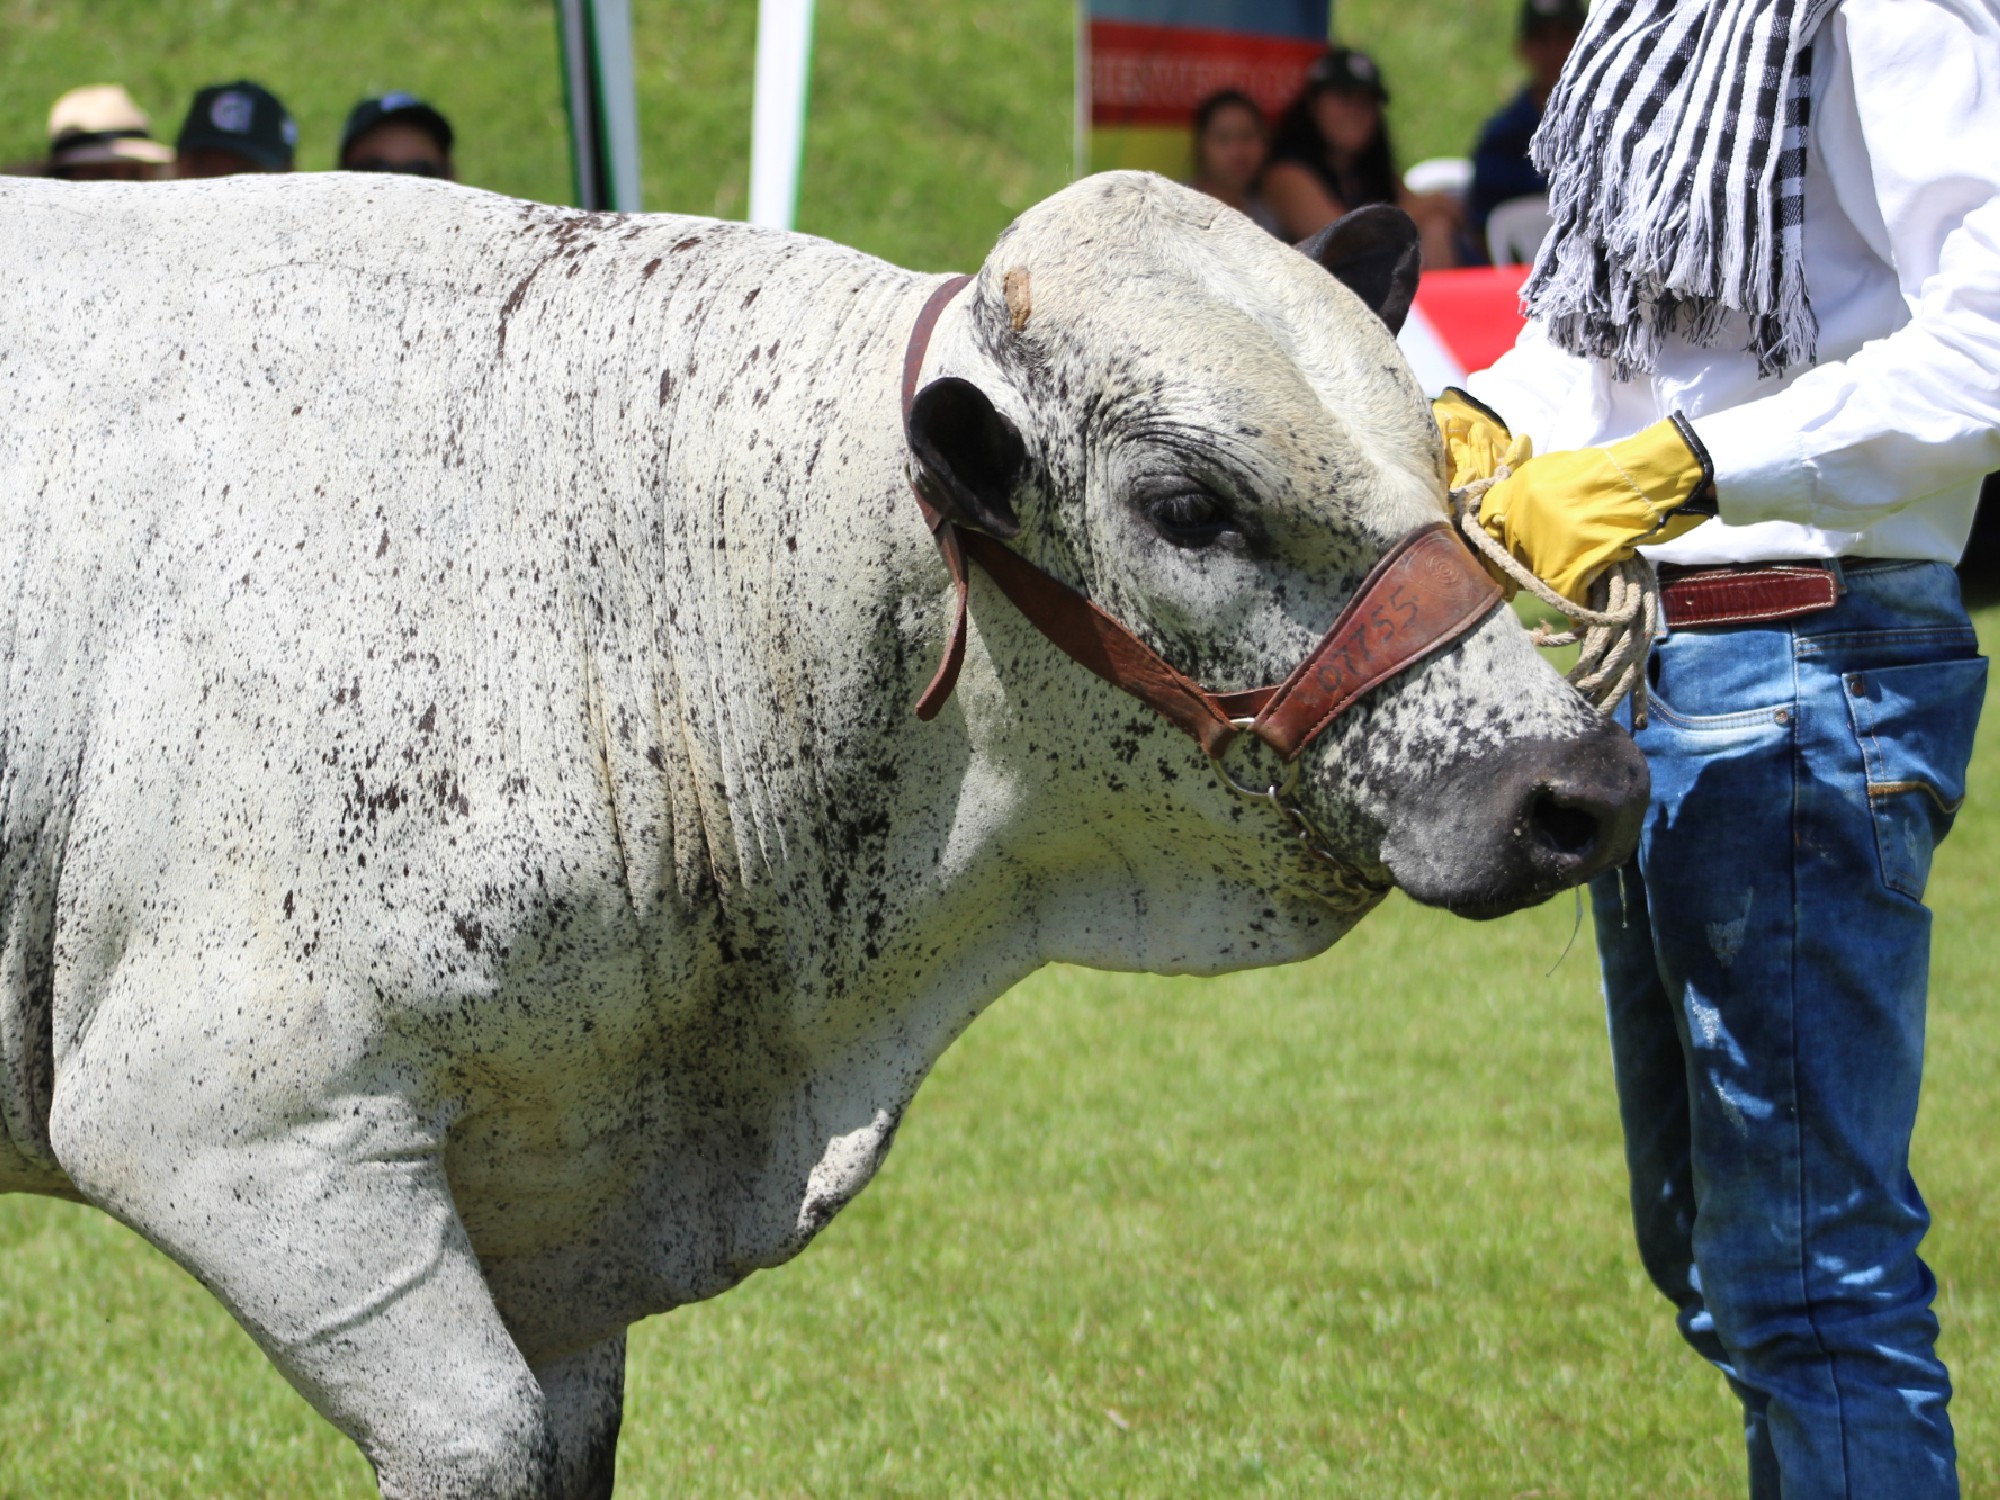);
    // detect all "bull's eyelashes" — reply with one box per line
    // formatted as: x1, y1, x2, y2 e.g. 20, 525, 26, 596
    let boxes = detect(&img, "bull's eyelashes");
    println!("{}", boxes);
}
907, 377, 1026, 539
1140, 487, 1237, 549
